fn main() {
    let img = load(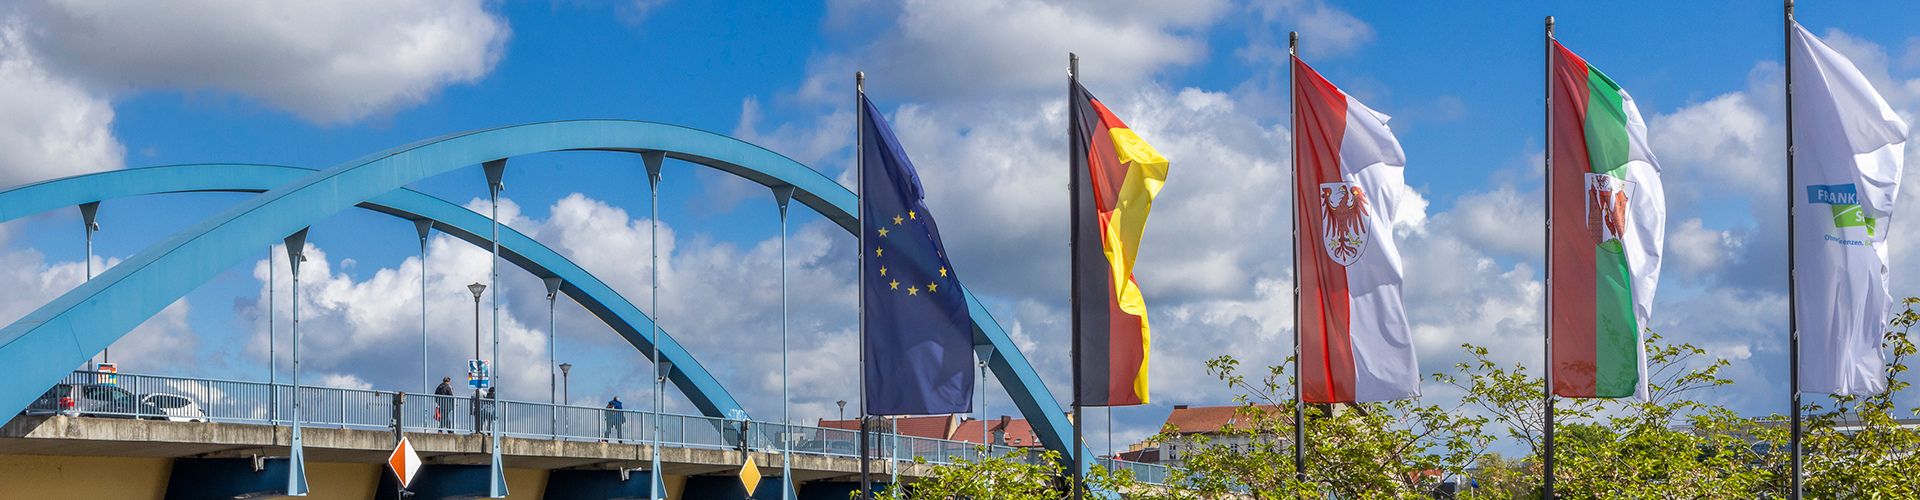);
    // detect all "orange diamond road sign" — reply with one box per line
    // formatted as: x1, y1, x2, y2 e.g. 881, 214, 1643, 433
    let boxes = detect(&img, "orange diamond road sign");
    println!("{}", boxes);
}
738, 456, 762, 495
389, 436, 421, 488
